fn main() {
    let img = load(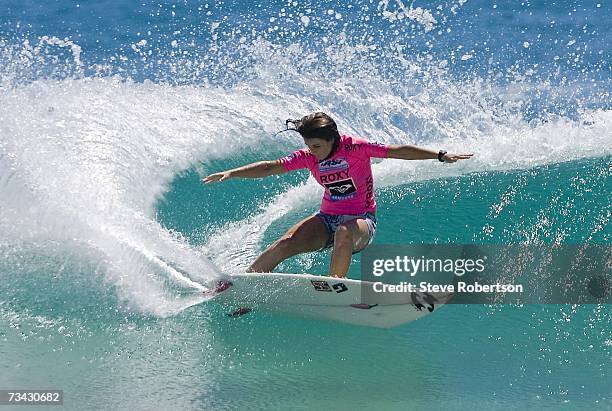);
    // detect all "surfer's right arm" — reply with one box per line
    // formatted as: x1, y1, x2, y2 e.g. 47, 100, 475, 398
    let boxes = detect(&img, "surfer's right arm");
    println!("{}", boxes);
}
202, 160, 285, 183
